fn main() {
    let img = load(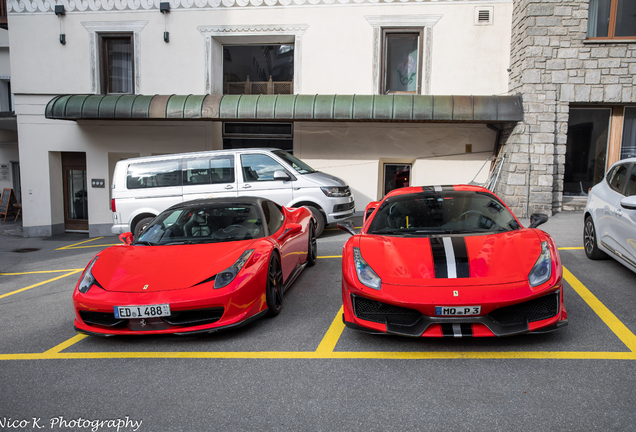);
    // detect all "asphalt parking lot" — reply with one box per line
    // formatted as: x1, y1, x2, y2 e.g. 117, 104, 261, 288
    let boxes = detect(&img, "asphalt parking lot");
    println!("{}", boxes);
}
1, 211, 635, 431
